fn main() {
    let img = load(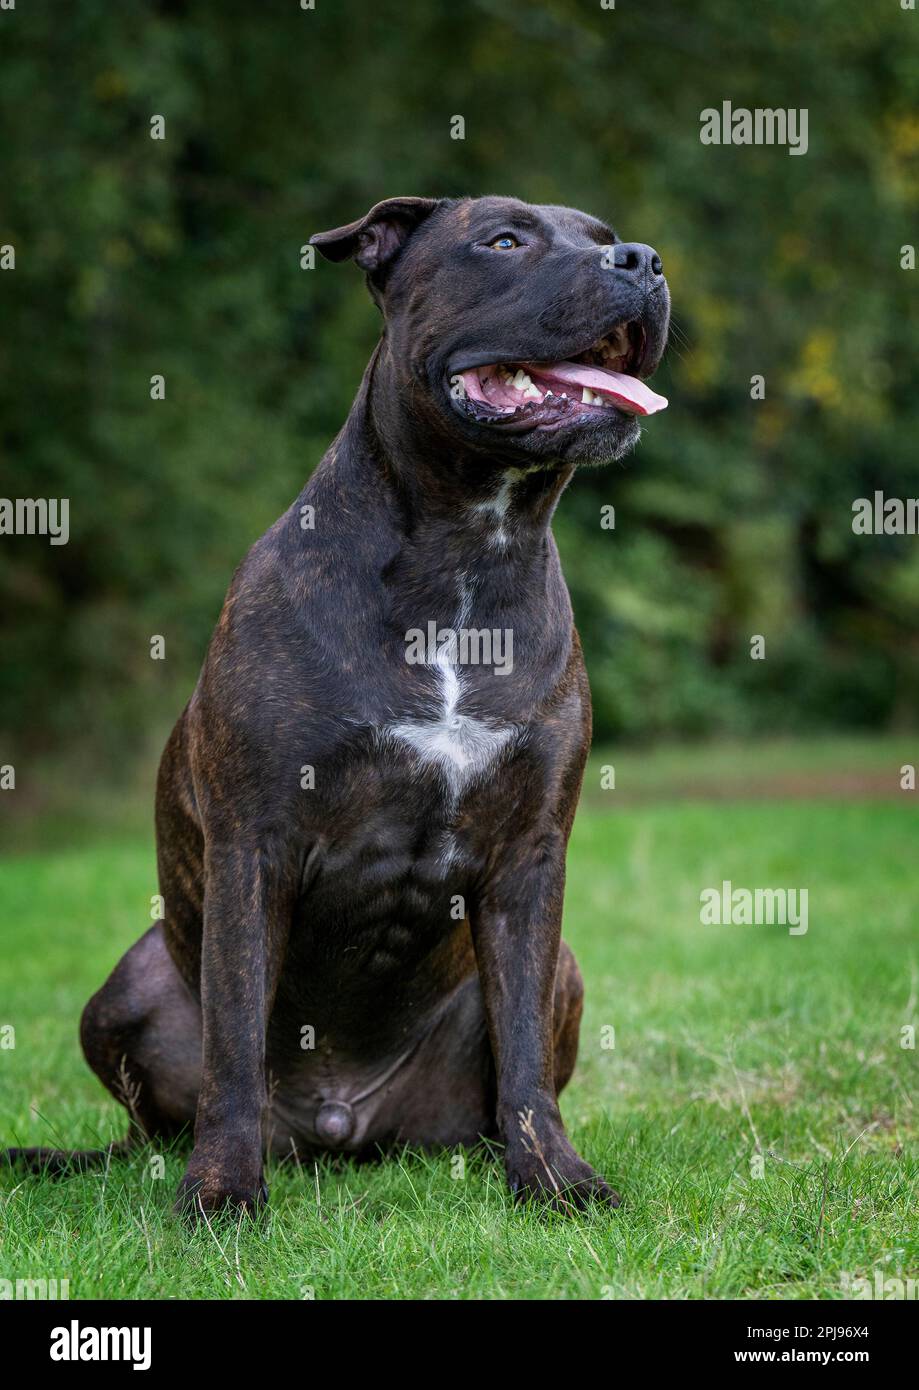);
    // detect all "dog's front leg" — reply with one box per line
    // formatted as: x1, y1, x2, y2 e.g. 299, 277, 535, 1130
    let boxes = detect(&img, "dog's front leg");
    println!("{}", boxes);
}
472, 833, 617, 1209
175, 840, 293, 1218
